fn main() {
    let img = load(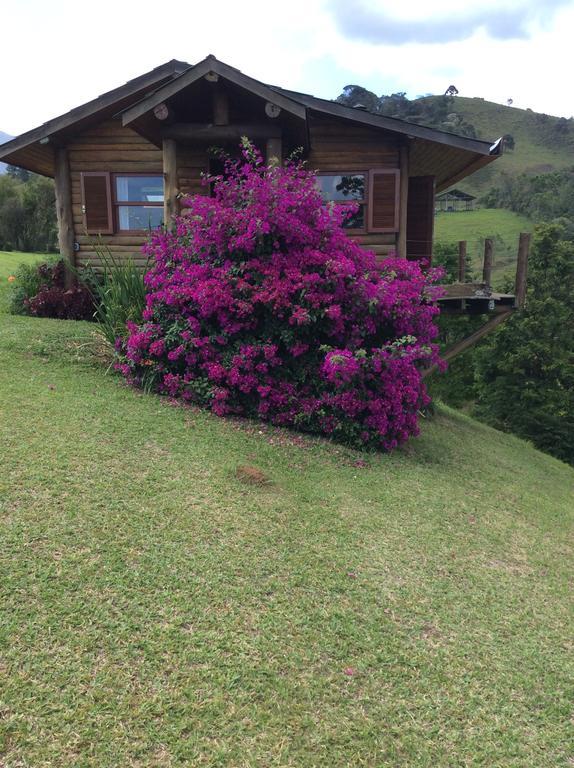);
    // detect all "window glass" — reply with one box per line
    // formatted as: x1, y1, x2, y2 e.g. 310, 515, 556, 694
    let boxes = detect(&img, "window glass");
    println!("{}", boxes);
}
116, 176, 164, 203
316, 174, 365, 202
118, 205, 164, 231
